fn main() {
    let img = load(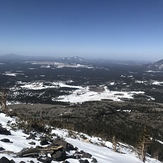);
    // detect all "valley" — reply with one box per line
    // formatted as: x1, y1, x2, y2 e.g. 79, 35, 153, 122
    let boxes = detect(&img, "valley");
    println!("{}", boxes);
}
0, 56, 163, 162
